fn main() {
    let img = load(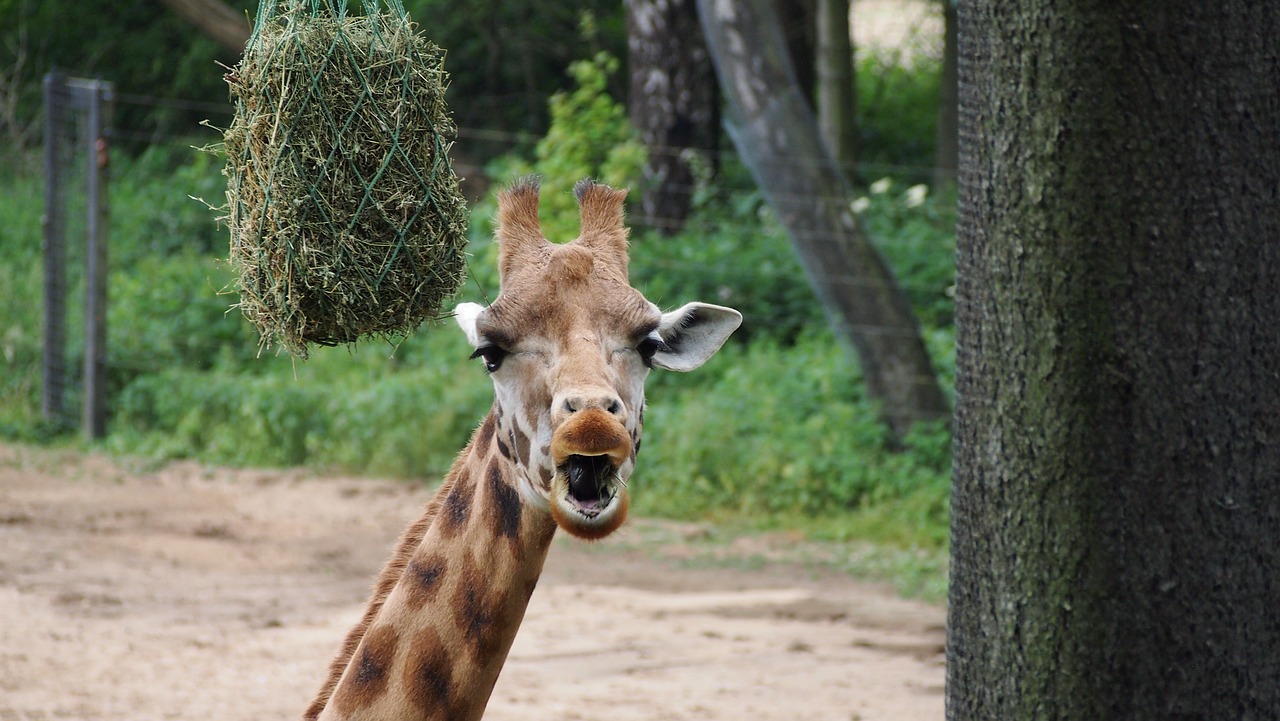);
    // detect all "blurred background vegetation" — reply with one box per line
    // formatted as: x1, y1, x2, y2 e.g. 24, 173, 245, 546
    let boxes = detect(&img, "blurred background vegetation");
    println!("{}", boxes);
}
0, 0, 955, 595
